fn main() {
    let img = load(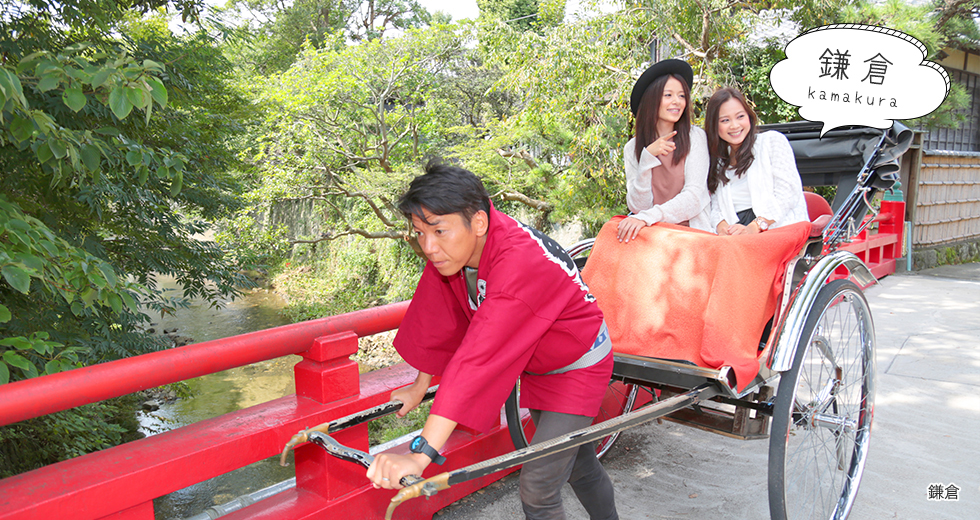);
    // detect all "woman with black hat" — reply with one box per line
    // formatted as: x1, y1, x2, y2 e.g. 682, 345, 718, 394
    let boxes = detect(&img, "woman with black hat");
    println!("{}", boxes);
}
617, 59, 711, 242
